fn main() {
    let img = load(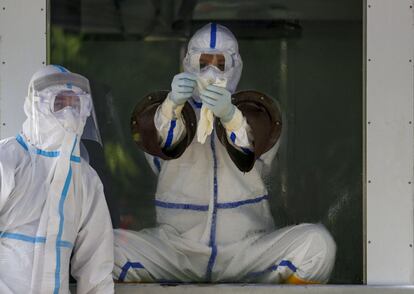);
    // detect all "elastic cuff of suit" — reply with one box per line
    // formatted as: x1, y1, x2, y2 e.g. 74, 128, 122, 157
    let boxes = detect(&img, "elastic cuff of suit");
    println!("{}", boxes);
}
222, 107, 243, 132
160, 93, 185, 120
